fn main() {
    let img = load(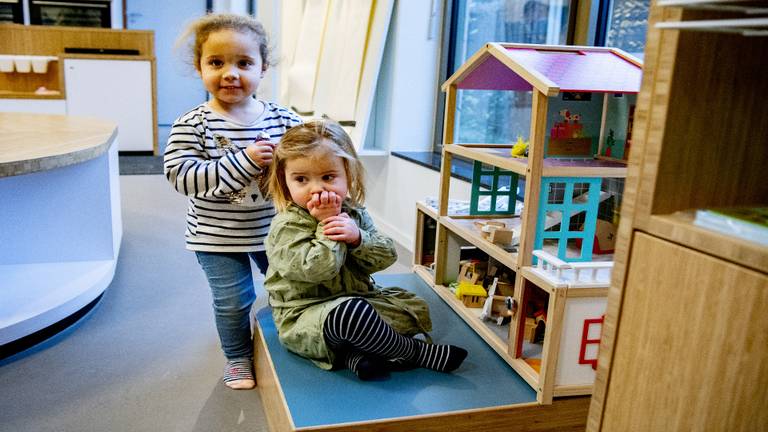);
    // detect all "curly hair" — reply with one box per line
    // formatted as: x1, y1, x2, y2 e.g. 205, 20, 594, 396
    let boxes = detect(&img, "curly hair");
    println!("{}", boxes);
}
177, 13, 271, 72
